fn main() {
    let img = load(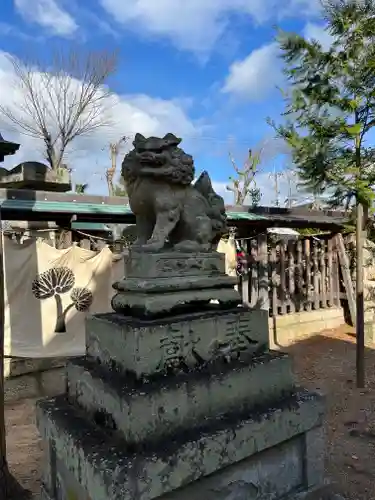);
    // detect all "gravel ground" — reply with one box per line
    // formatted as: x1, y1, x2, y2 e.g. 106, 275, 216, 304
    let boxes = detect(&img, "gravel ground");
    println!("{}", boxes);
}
288, 326, 375, 500
5, 324, 375, 499
6, 397, 42, 498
